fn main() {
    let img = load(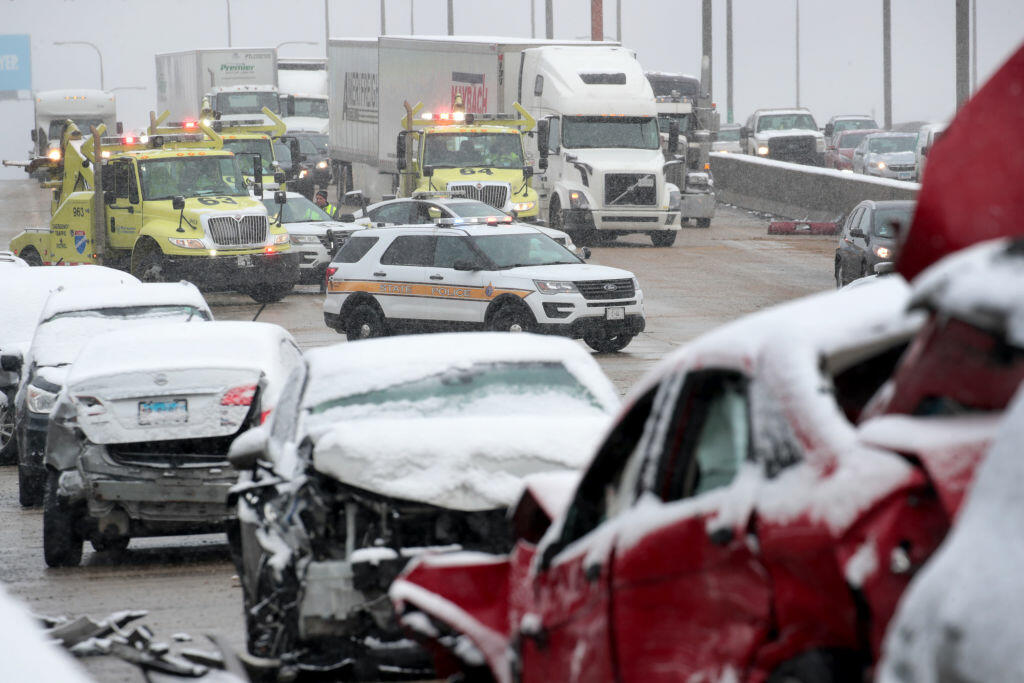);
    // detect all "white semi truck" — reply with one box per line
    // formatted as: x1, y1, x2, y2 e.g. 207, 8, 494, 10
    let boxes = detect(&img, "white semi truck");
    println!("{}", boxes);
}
328, 36, 681, 246
278, 58, 328, 134
30, 89, 117, 157
155, 48, 279, 124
